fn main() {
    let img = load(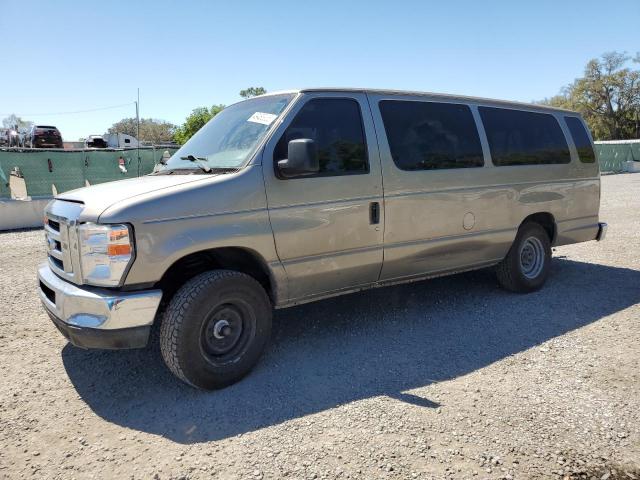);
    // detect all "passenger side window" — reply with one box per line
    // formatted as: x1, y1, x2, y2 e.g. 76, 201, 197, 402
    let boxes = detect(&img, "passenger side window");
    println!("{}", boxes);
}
379, 100, 484, 170
565, 116, 596, 163
274, 98, 368, 177
479, 107, 571, 166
